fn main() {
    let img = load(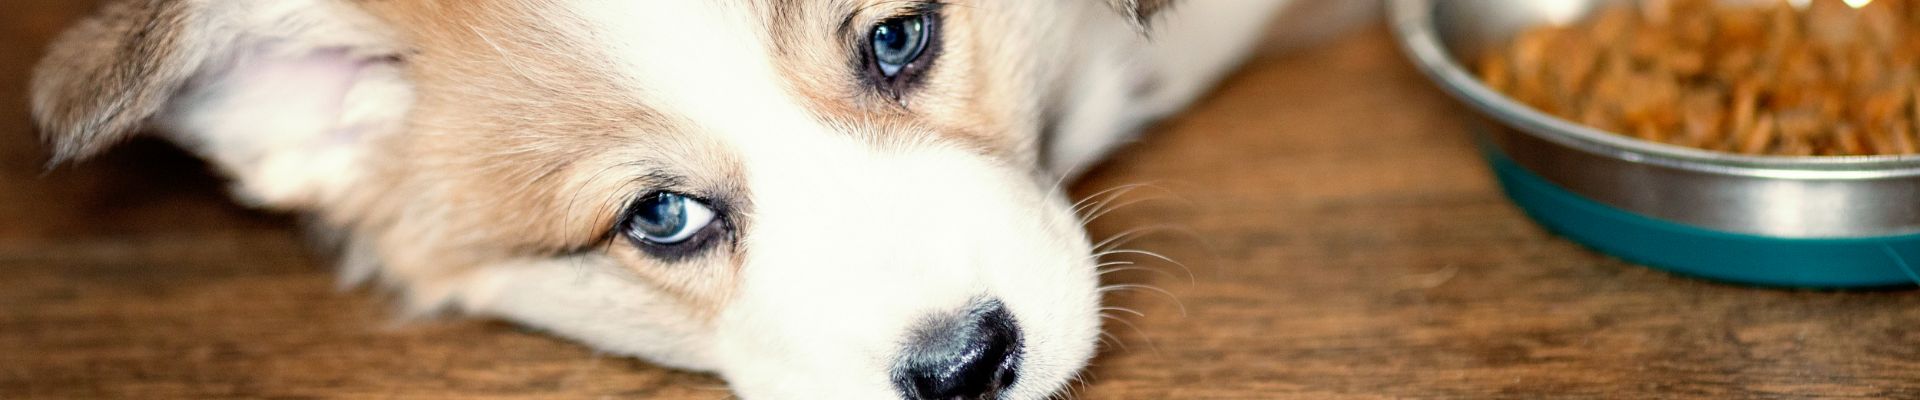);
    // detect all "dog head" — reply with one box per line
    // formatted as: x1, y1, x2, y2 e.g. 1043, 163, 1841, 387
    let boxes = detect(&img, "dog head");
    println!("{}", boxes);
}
32, 0, 1179, 398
